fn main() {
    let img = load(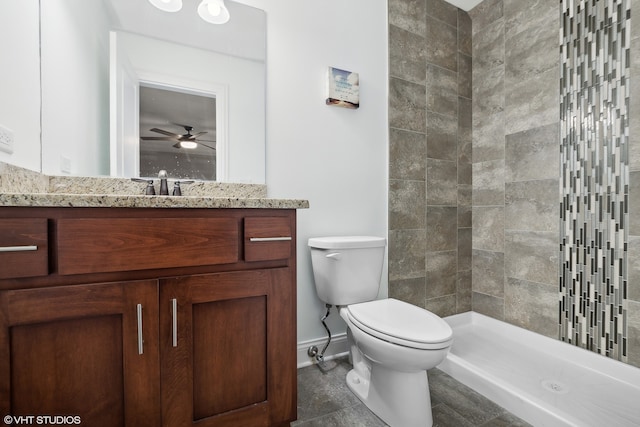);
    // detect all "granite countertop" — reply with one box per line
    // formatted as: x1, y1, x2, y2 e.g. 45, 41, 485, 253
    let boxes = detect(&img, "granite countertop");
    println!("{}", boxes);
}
0, 193, 309, 209
0, 163, 309, 210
